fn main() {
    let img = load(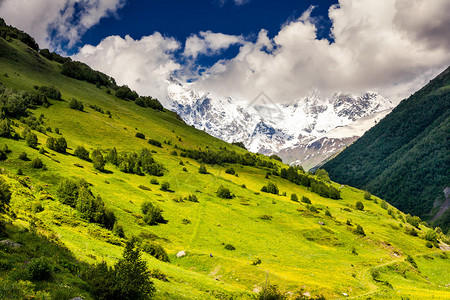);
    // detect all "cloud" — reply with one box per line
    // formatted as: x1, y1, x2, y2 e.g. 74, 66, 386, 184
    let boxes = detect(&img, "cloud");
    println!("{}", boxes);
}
193, 0, 450, 103
73, 34, 181, 103
183, 31, 245, 59
218, 0, 250, 6
0, 0, 125, 50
